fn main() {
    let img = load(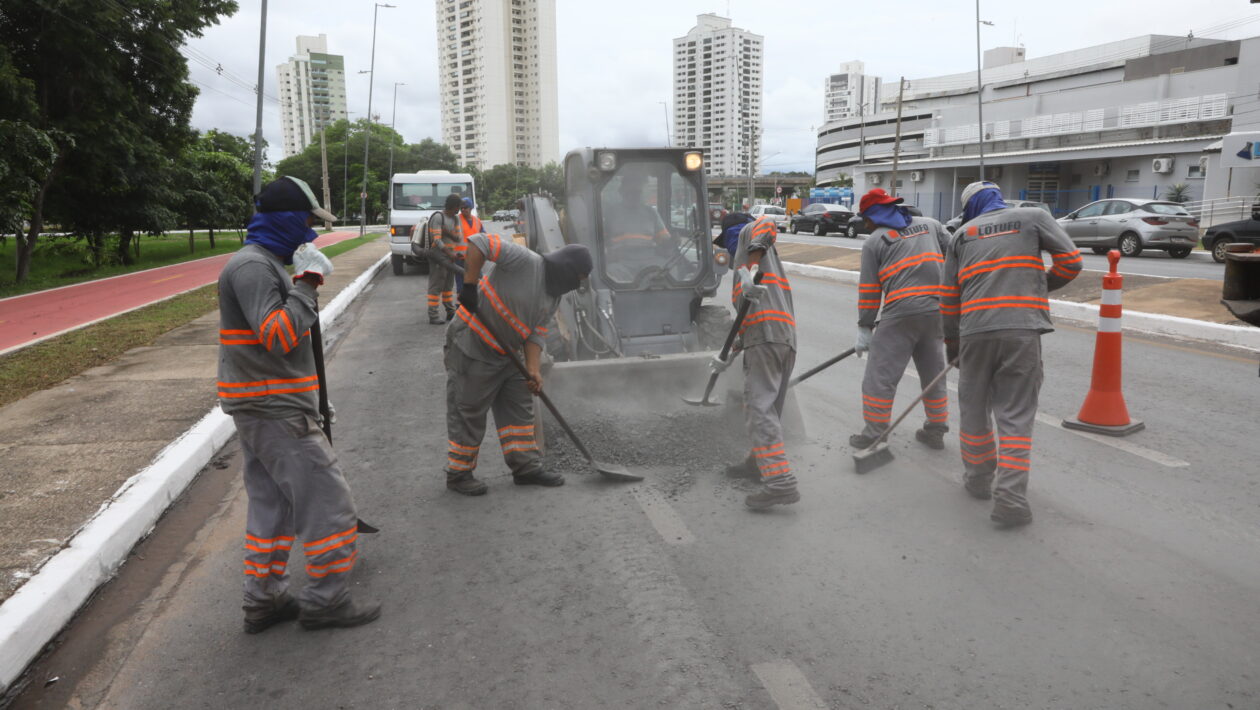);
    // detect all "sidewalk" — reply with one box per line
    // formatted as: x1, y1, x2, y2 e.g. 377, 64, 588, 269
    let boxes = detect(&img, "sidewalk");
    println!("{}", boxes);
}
0, 238, 390, 605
